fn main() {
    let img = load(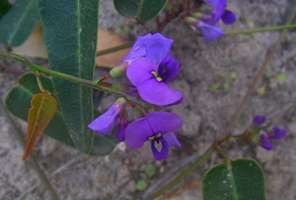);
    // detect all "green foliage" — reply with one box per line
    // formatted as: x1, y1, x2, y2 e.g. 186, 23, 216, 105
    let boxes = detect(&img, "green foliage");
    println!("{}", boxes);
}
276, 72, 288, 83
0, 0, 11, 19
136, 180, 147, 191
0, 0, 39, 46
5, 73, 117, 155
144, 164, 157, 178
114, 0, 167, 22
39, 0, 101, 153
202, 159, 265, 200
